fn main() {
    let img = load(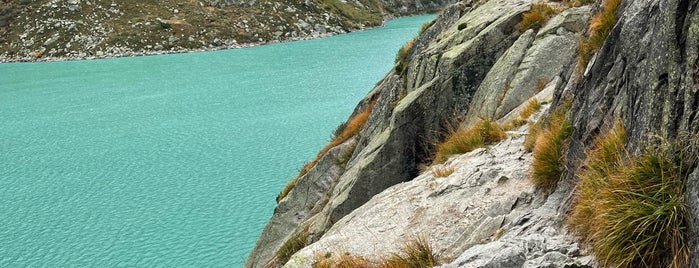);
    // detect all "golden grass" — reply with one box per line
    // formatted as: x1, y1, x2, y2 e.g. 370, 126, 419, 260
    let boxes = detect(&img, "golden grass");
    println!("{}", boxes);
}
431, 165, 455, 178
518, 3, 558, 32
277, 100, 376, 203
433, 119, 507, 164
267, 226, 309, 268
502, 99, 543, 131
578, 0, 622, 72
313, 252, 372, 268
395, 39, 415, 73
313, 238, 438, 268
530, 104, 572, 192
524, 121, 542, 152
568, 123, 693, 267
